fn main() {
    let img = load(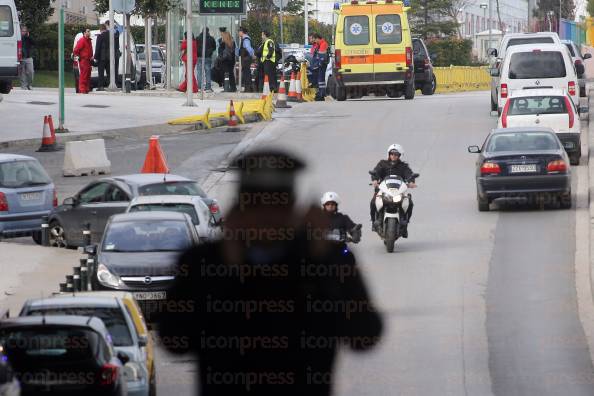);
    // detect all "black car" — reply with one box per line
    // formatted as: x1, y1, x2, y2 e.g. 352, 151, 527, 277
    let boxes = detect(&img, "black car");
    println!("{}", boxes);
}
0, 315, 128, 396
412, 37, 436, 95
48, 173, 221, 248
87, 211, 200, 318
468, 127, 572, 211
